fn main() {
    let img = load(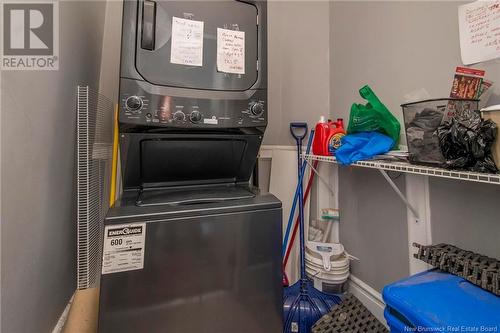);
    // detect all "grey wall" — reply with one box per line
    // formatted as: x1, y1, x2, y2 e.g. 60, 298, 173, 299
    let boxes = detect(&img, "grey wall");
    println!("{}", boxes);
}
1, 2, 107, 332
331, 1, 500, 291
339, 168, 409, 291
430, 179, 500, 259
265, 1, 330, 146
99, 0, 123, 103
331, 1, 500, 143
